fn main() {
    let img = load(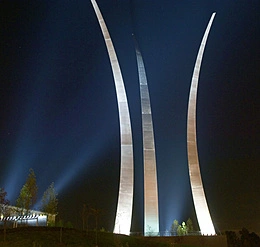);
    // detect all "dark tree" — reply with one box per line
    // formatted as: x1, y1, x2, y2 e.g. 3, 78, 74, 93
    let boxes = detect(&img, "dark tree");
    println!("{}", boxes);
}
91, 207, 103, 246
240, 228, 250, 247
0, 187, 10, 217
0, 188, 10, 242
239, 228, 260, 247
226, 231, 241, 247
81, 203, 91, 232
91, 207, 102, 230
226, 228, 260, 247
186, 218, 194, 234
16, 168, 38, 213
248, 232, 260, 247
40, 182, 58, 215
171, 219, 179, 236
